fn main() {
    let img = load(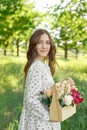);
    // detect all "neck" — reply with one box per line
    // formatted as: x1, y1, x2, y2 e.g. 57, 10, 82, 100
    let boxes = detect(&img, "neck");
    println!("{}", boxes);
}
36, 57, 45, 62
